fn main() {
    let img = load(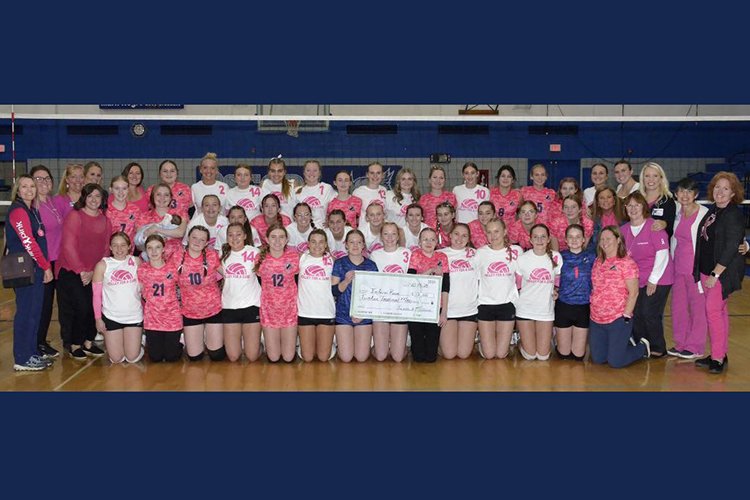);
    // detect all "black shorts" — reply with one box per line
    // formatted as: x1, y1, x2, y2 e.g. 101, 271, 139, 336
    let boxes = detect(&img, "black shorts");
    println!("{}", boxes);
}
553, 301, 591, 329
223, 306, 260, 324
183, 312, 223, 327
298, 316, 336, 326
102, 314, 143, 331
447, 314, 478, 323
477, 303, 516, 322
